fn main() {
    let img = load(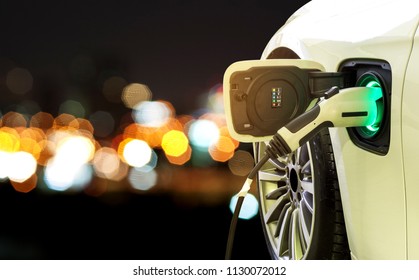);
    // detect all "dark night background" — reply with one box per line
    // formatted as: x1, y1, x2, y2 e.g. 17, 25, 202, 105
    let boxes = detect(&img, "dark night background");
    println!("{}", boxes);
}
0, 0, 309, 259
